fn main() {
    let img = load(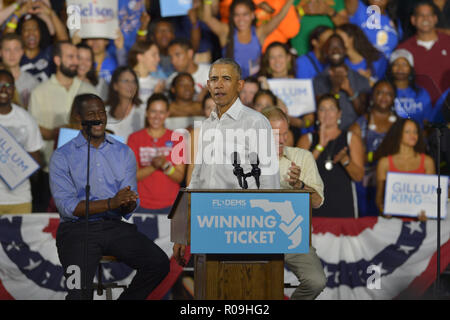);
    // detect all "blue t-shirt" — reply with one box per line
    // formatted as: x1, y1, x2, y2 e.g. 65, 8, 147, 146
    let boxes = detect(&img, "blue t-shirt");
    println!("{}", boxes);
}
395, 87, 433, 126
344, 56, 388, 81
349, 0, 402, 59
295, 51, 325, 79
20, 46, 54, 83
118, 0, 146, 52
430, 88, 450, 123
